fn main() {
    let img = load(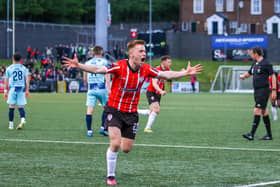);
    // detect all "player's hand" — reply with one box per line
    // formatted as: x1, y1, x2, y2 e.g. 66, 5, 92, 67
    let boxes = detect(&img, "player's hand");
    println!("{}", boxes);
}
25, 91, 29, 98
160, 90, 166, 96
271, 90, 277, 100
240, 74, 245, 79
185, 61, 203, 76
62, 53, 79, 68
